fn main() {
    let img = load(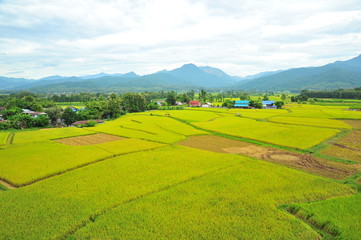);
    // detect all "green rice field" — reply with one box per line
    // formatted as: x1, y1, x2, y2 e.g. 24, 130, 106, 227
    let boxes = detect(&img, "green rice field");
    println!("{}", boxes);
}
0, 103, 360, 239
